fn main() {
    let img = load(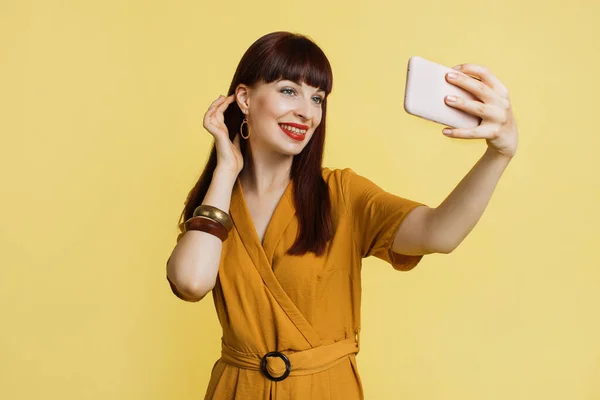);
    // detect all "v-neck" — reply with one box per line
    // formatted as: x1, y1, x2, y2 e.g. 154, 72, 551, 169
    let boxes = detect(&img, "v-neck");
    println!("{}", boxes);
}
230, 177, 295, 262
229, 177, 323, 348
